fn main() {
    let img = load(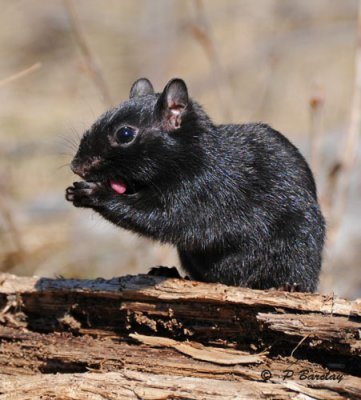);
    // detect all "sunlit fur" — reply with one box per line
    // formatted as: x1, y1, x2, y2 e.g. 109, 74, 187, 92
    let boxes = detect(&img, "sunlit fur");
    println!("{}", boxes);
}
67, 78, 325, 292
